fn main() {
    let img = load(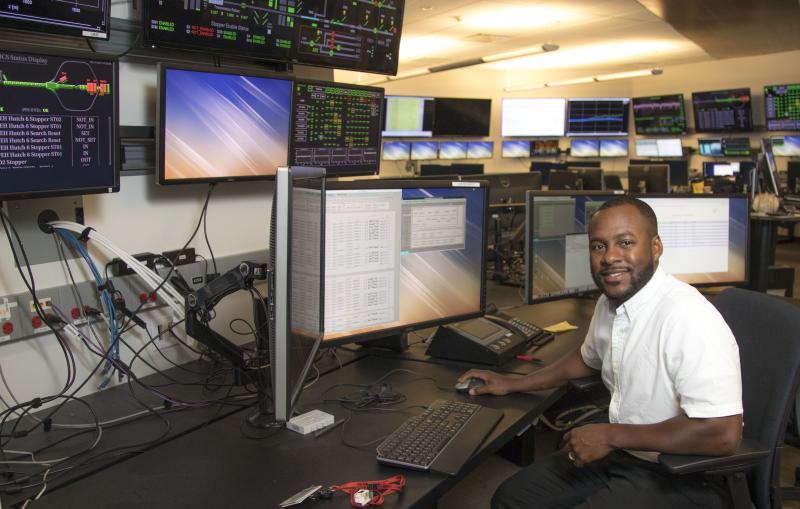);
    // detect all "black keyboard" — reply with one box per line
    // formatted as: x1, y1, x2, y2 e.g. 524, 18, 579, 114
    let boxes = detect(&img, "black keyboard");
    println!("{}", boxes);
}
376, 400, 503, 476
506, 317, 553, 347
